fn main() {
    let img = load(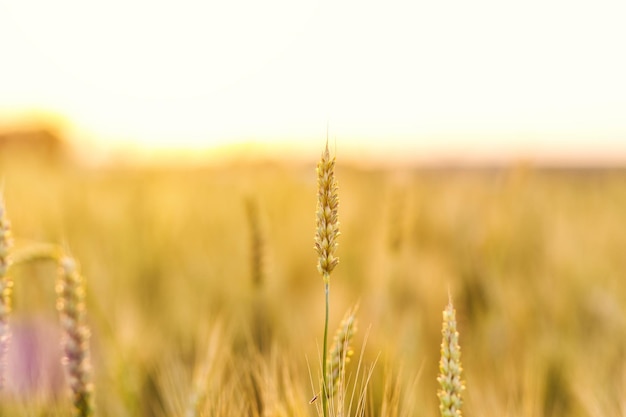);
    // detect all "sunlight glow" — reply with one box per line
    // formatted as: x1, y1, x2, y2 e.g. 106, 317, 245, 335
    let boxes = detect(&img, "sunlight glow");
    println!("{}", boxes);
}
1, 0, 625, 163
